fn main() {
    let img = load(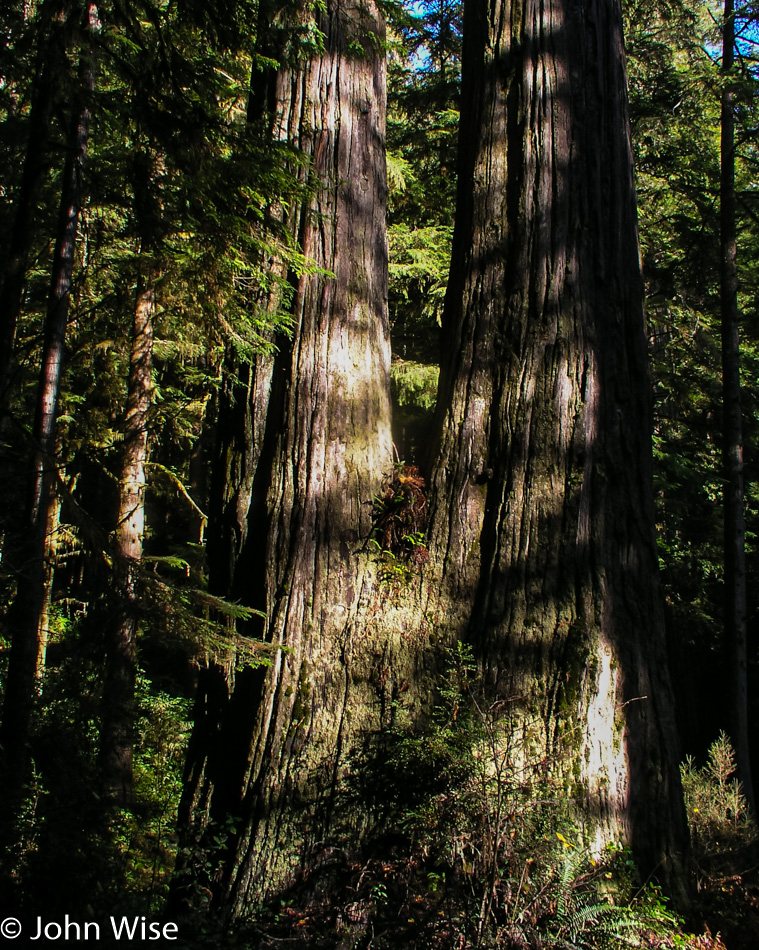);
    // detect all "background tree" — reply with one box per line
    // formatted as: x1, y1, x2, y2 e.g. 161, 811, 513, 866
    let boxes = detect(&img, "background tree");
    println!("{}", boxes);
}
1, 0, 97, 790
0, 0, 77, 403
624, 0, 759, 804
0, 0, 310, 906
720, 0, 754, 814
